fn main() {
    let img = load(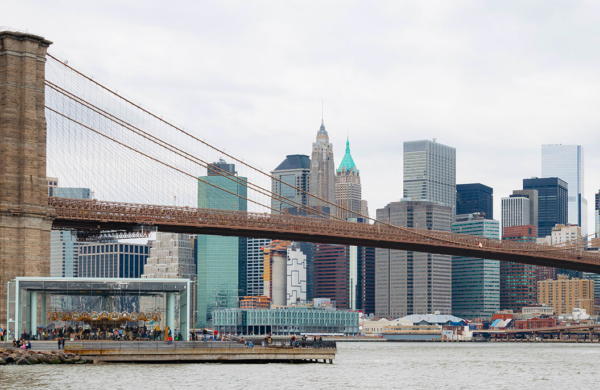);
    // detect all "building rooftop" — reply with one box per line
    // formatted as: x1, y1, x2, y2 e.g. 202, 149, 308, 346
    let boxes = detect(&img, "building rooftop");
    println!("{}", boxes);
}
274, 154, 311, 171
11, 277, 191, 295
317, 120, 328, 136
337, 138, 358, 173
396, 314, 466, 325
